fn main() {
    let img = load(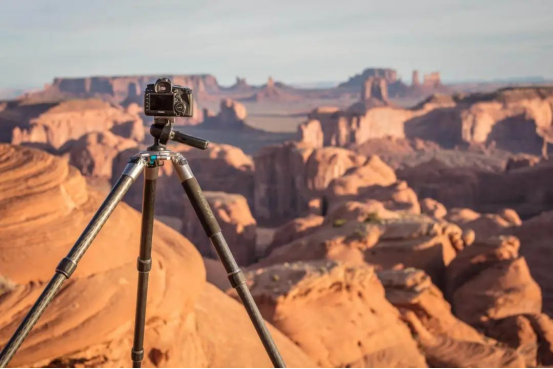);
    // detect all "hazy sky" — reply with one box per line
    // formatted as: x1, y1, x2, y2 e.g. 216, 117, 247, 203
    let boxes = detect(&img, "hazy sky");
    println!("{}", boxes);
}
1, 0, 552, 89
